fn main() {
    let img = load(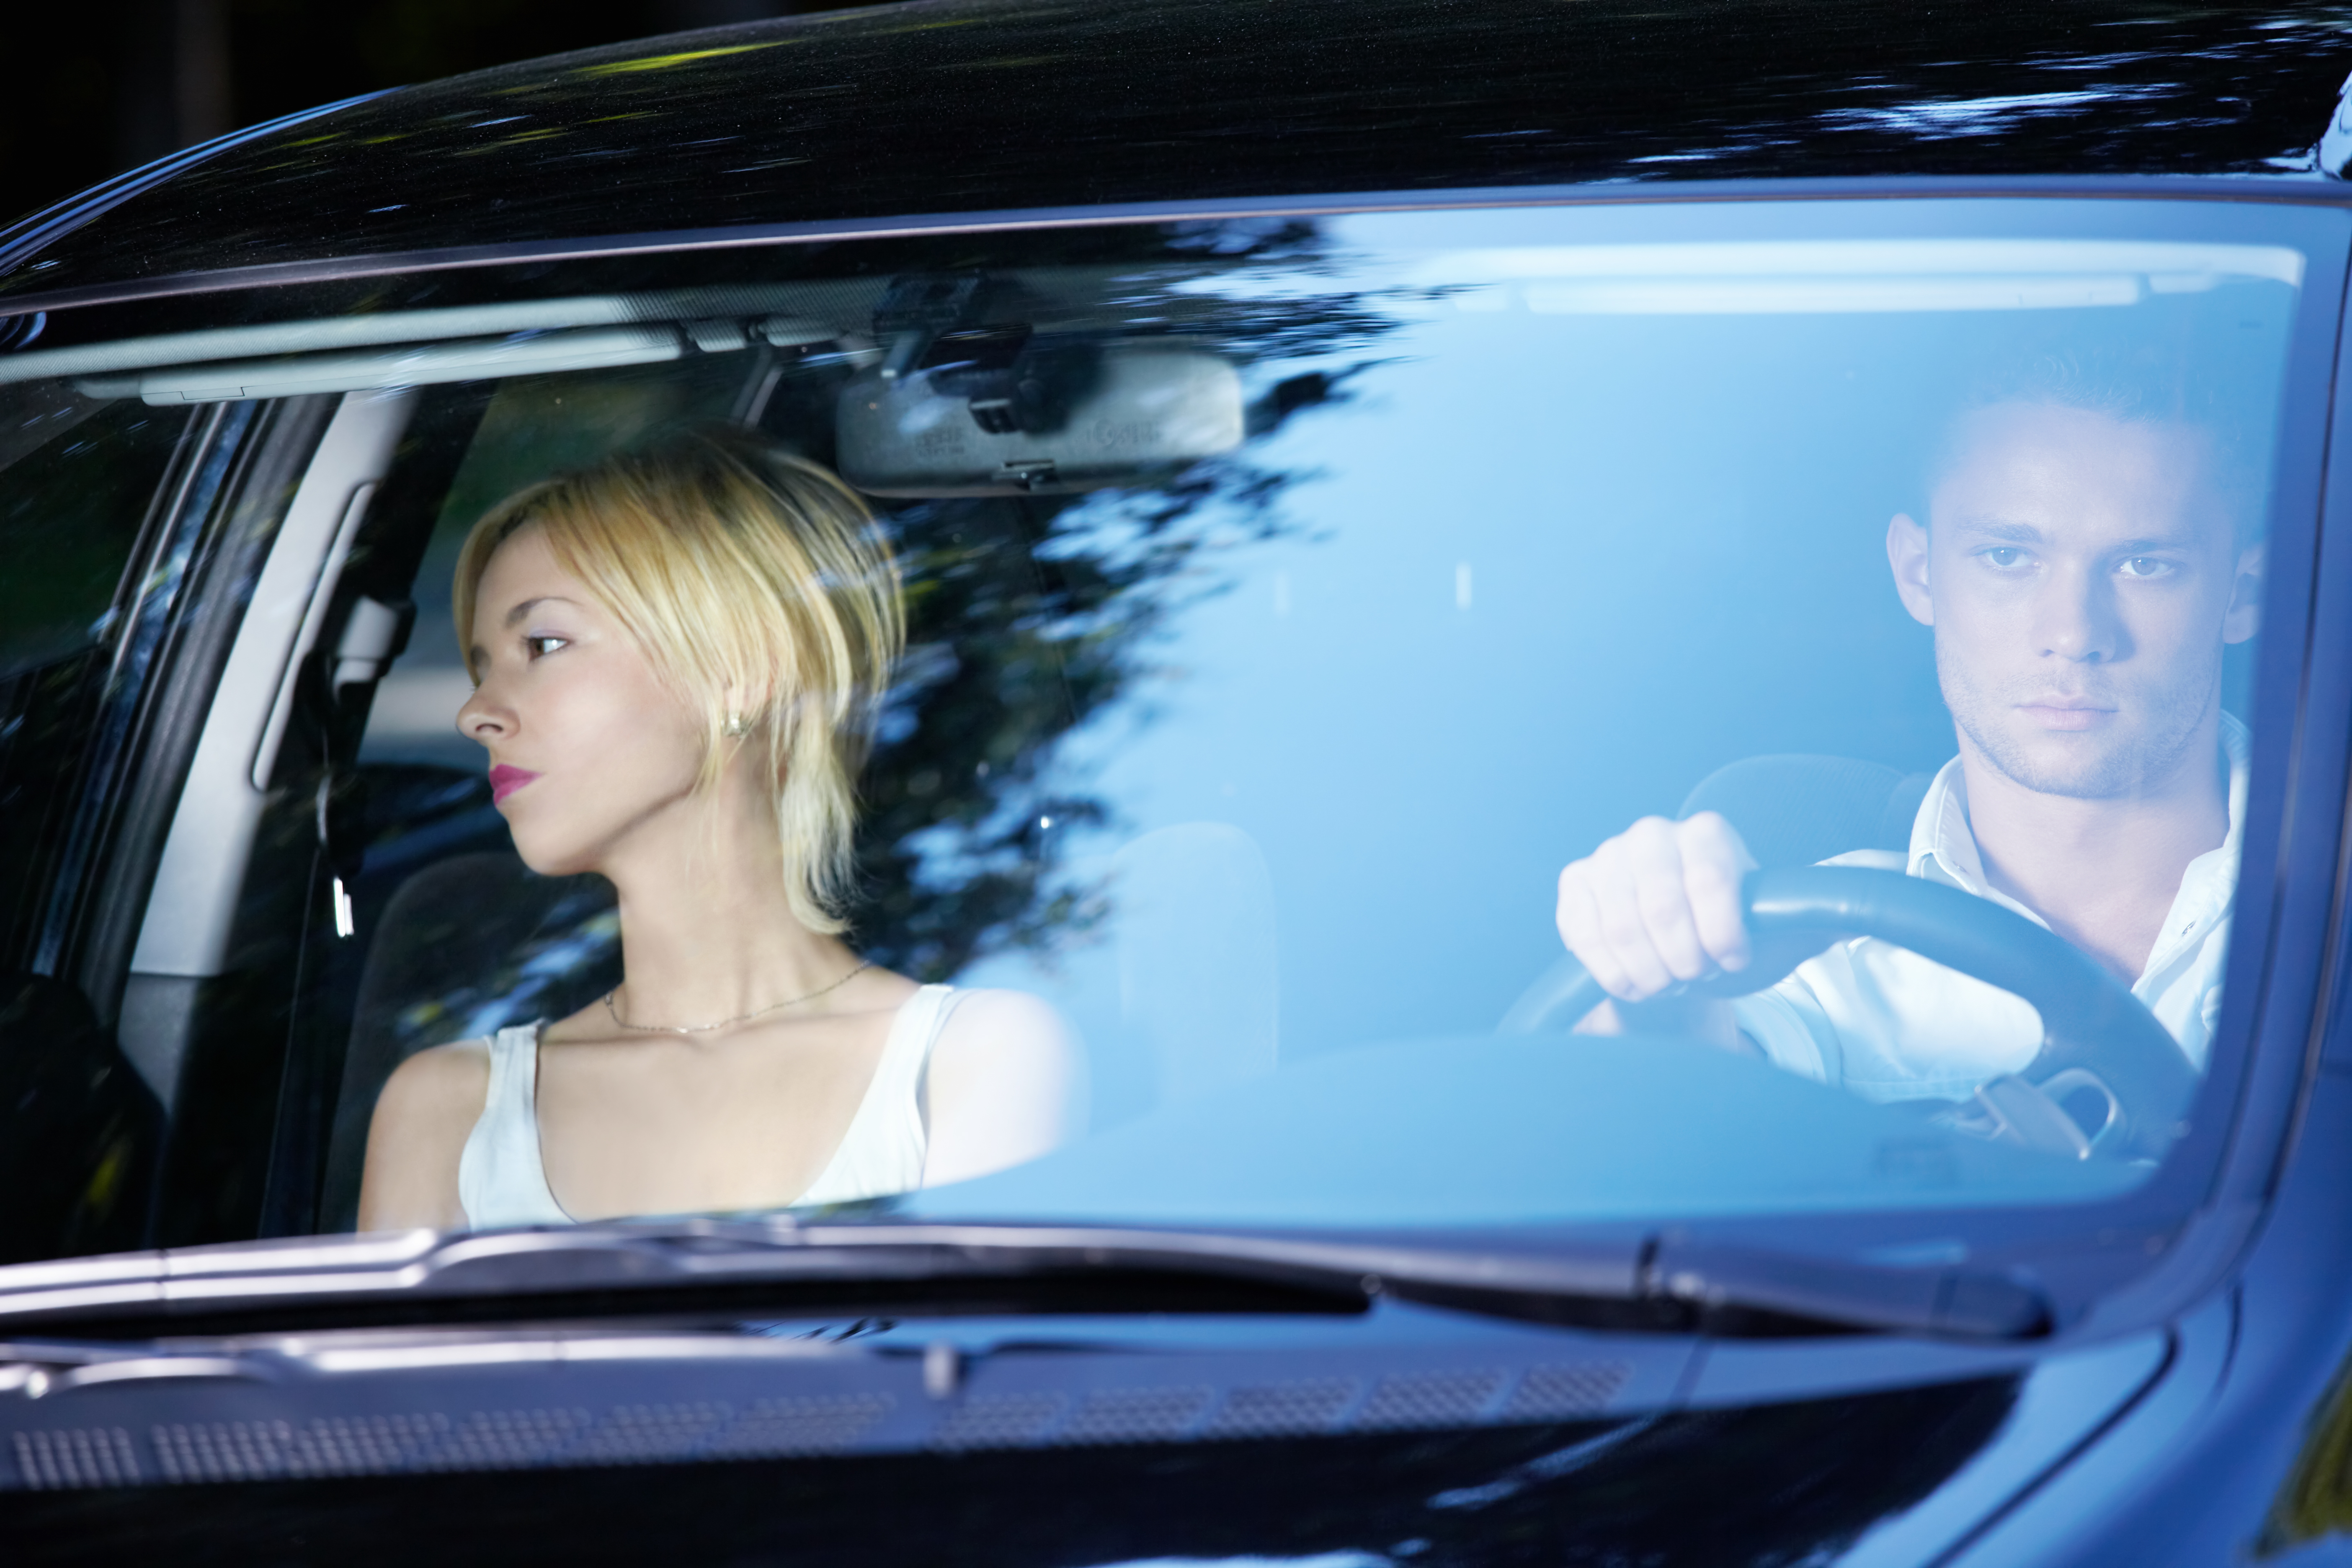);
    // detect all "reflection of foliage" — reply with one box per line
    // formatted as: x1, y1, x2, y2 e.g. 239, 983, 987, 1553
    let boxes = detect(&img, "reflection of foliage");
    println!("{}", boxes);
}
847, 224, 1410, 980
0, 392, 188, 676
392, 888, 622, 1052
1160, 219, 1423, 361
852, 494, 1113, 980
0, 396, 193, 969
2261, 1351, 2352, 1557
